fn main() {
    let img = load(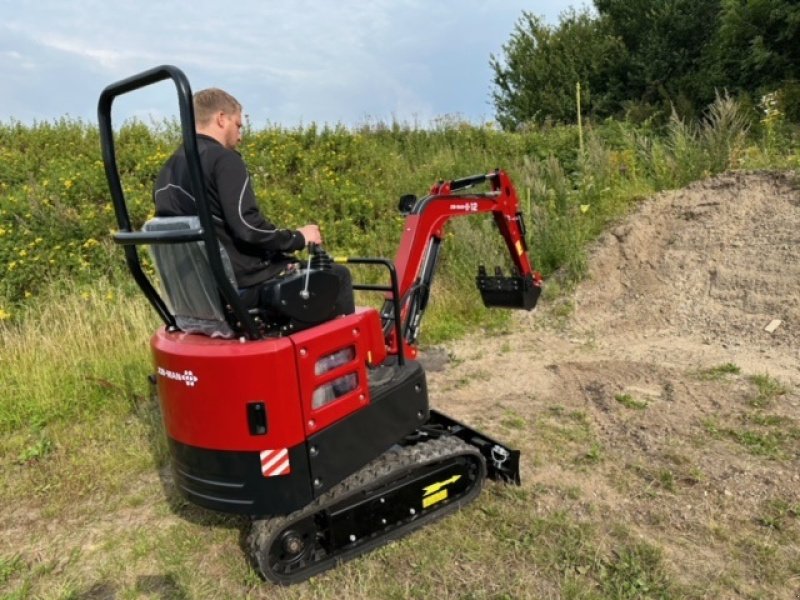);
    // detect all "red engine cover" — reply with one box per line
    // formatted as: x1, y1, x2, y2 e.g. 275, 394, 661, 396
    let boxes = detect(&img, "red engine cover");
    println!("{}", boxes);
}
151, 309, 388, 452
